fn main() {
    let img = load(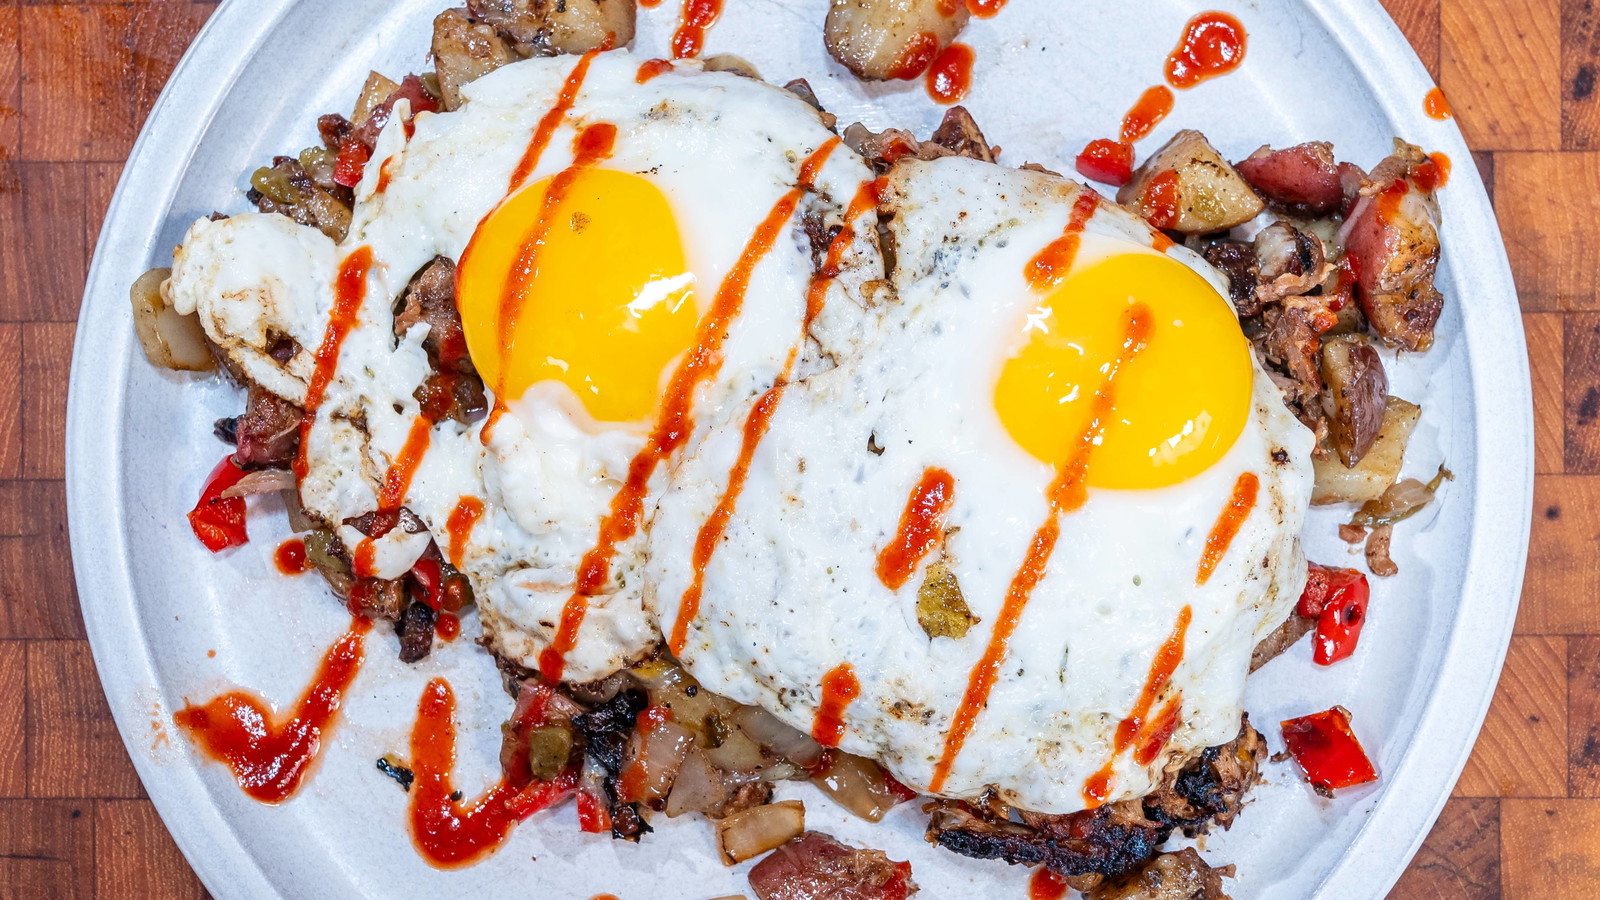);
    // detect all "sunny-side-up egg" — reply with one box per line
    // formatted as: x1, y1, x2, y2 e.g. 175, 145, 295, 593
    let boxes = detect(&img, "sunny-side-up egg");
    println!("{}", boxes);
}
165, 49, 883, 682
647, 156, 1315, 814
